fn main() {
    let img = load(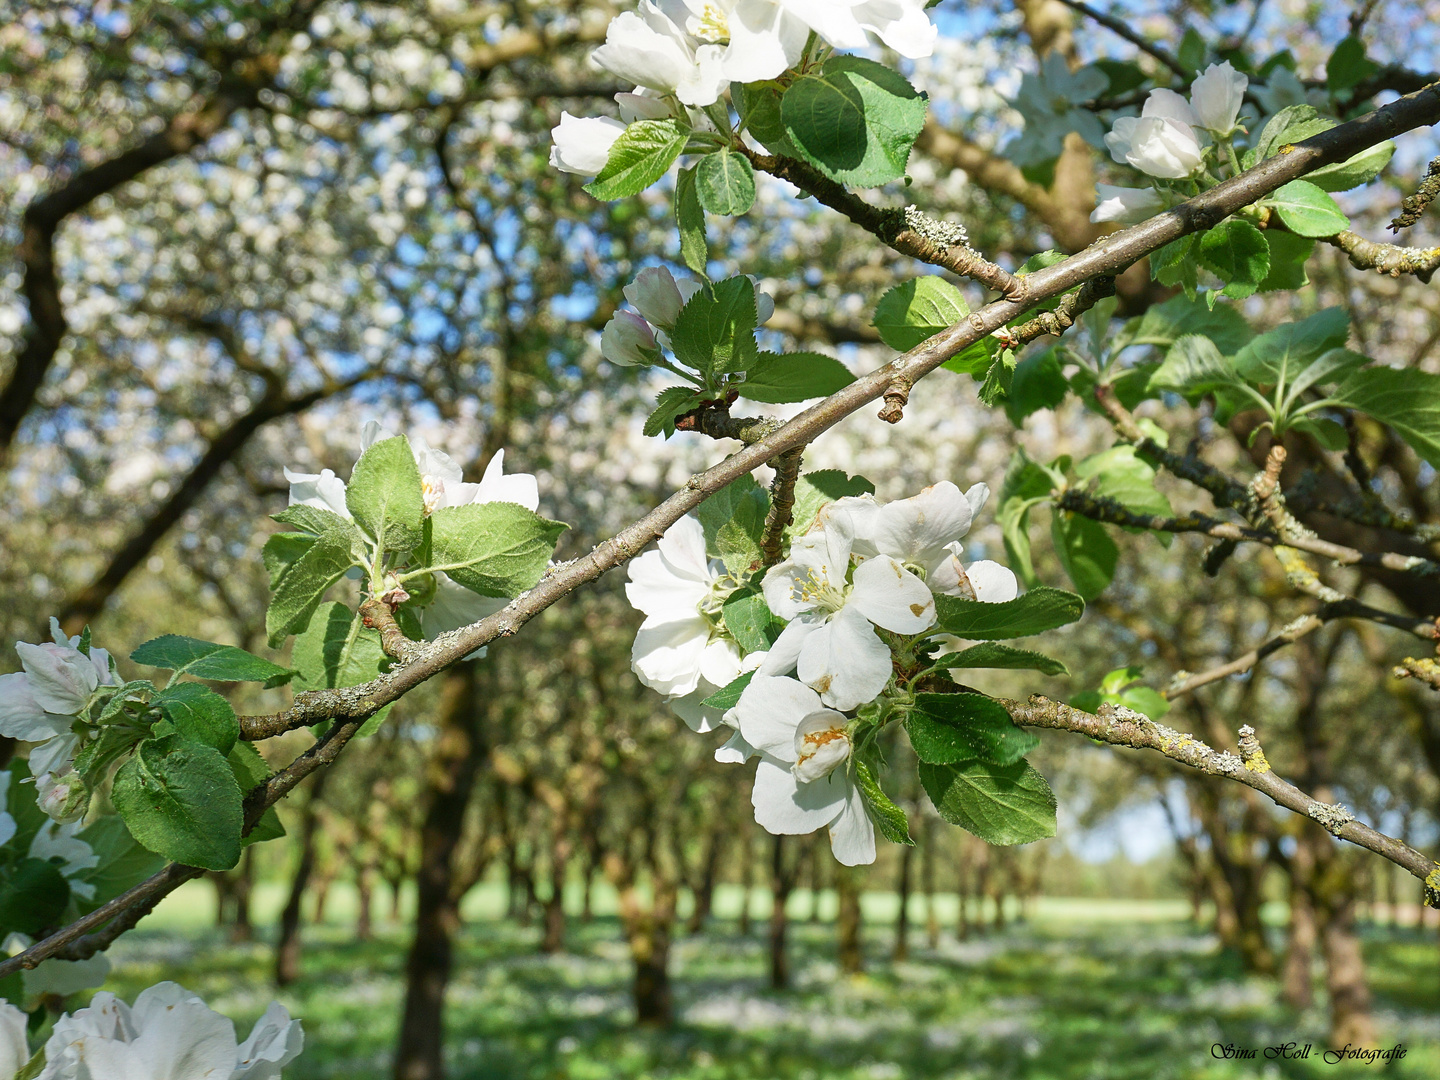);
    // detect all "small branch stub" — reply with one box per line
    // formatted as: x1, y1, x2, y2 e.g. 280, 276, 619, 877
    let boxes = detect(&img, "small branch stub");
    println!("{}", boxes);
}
1237, 724, 1271, 774
359, 596, 420, 663
1391, 155, 1440, 232
879, 372, 912, 424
